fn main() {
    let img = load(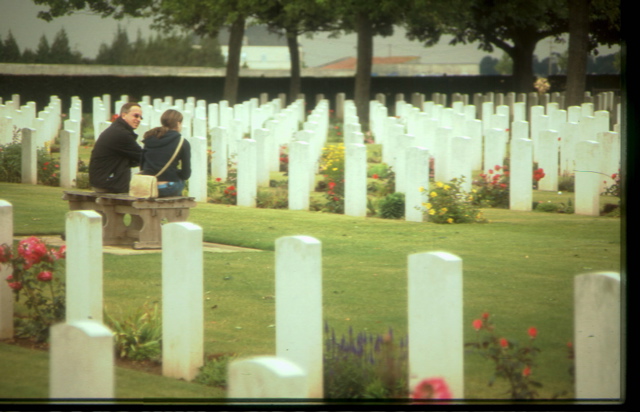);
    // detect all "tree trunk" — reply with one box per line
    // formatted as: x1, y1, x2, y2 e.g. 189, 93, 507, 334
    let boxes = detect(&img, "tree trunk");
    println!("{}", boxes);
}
286, 28, 301, 105
510, 34, 538, 94
354, 12, 373, 130
565, 0, 591, 107
223, 16, 245, 105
